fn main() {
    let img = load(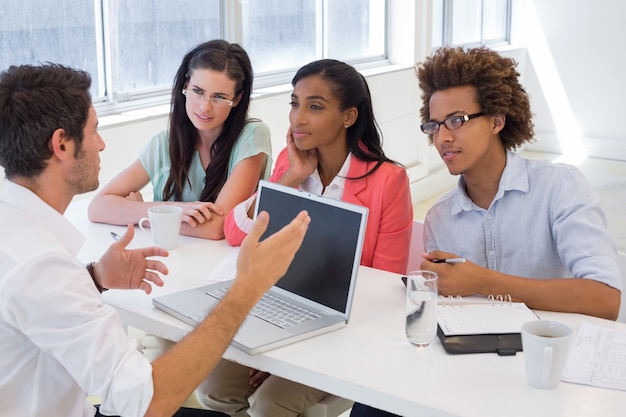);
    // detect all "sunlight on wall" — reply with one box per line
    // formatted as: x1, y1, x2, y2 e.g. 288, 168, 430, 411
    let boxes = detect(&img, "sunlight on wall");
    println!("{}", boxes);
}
519, 2, 587, 165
